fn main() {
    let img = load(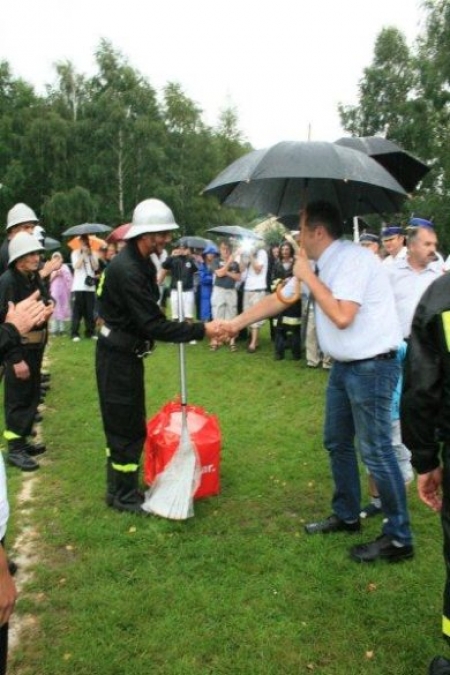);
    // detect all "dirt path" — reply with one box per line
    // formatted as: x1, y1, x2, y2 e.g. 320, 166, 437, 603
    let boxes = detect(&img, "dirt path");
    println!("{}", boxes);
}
8, 470, 41, 651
